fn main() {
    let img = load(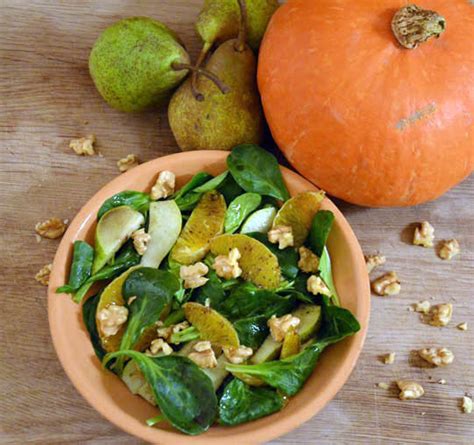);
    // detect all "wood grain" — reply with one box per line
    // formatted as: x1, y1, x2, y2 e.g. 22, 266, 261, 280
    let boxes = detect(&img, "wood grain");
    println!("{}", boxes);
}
0, 1, 472, 444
